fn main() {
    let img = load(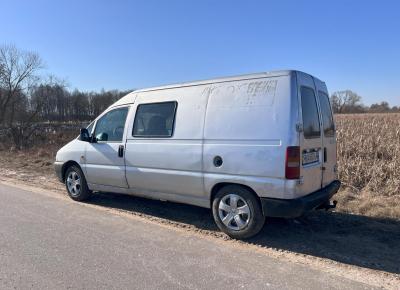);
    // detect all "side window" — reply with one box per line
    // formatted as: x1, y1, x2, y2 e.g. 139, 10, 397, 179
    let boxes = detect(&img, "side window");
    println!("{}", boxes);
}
94, 107, 129, 142
301, 87, 321, 139
318, 91, 335, 137
133, 101, 177, 138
